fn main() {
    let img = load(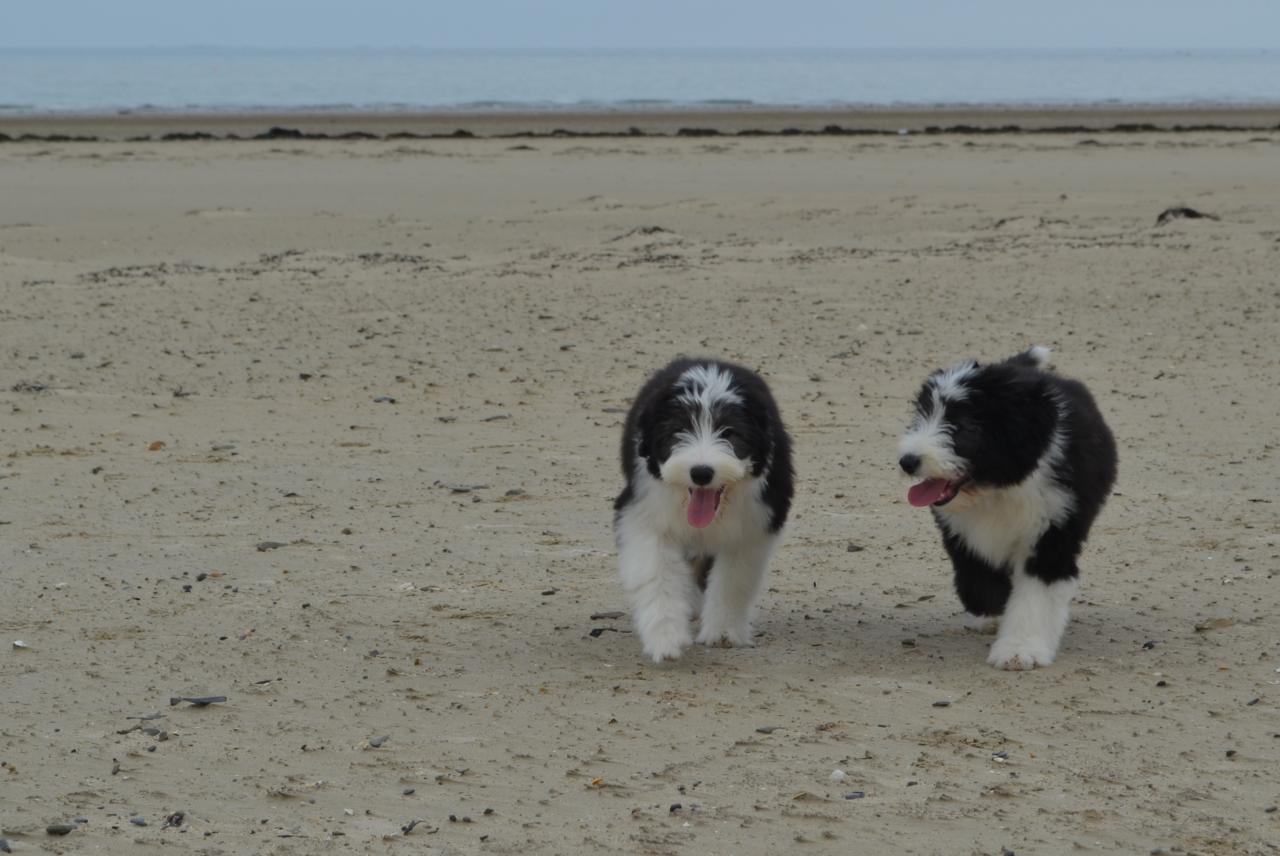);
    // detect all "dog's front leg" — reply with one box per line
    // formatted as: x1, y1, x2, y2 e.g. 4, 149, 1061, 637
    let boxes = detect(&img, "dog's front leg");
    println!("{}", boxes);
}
988, 524, 1082, 670
618, 532, 695, 663
987, 565, 1077, 670
696, 536, 776, 648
